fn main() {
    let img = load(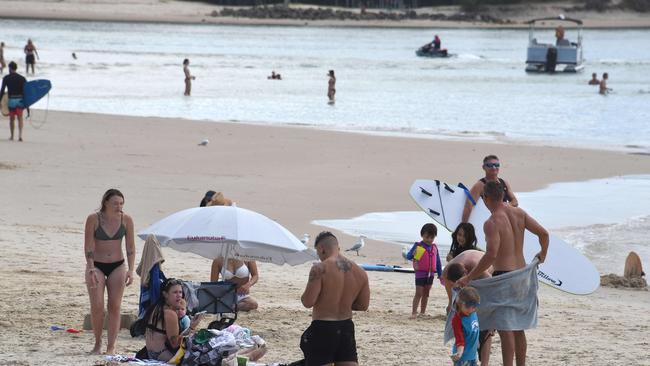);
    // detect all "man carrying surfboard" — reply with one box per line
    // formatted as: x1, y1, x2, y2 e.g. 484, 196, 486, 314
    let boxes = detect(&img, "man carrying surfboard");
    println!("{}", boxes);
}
0, 61, 27, 141
457, 181, 548, 366
461, 155, 518, 223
